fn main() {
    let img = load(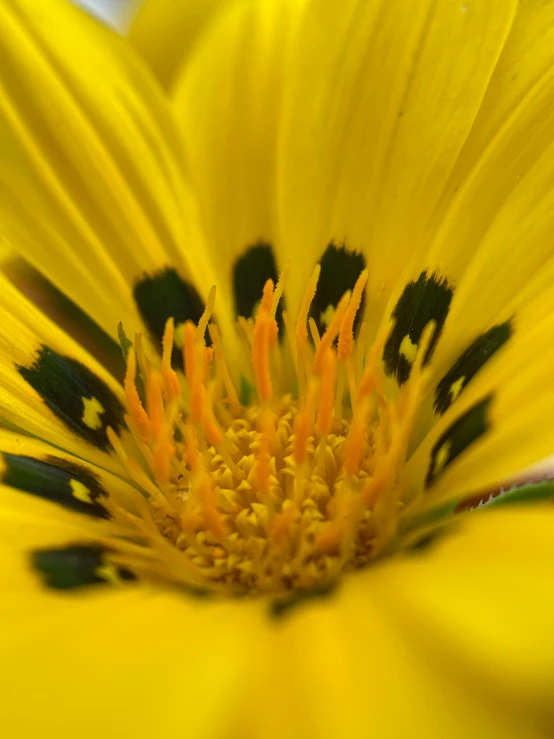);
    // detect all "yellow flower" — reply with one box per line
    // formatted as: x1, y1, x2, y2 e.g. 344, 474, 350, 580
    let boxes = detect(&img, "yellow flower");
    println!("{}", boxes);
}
0, 0, 554, 735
